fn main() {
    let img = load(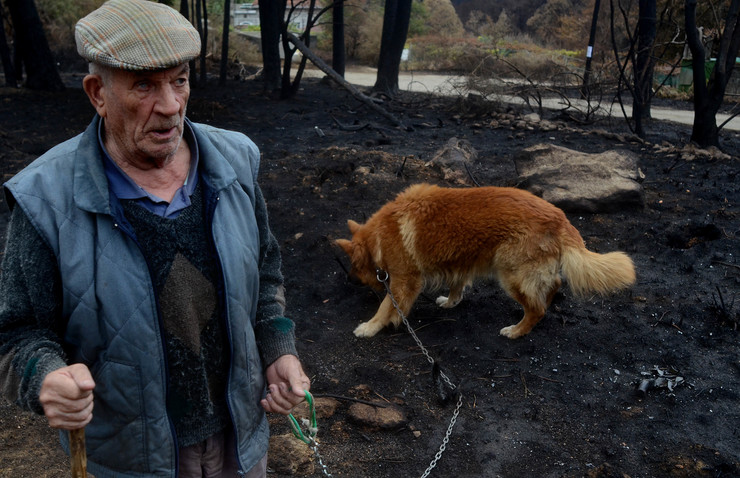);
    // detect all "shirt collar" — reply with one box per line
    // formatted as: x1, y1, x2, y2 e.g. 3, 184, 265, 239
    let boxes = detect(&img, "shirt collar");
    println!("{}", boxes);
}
98, 119, 200, 212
